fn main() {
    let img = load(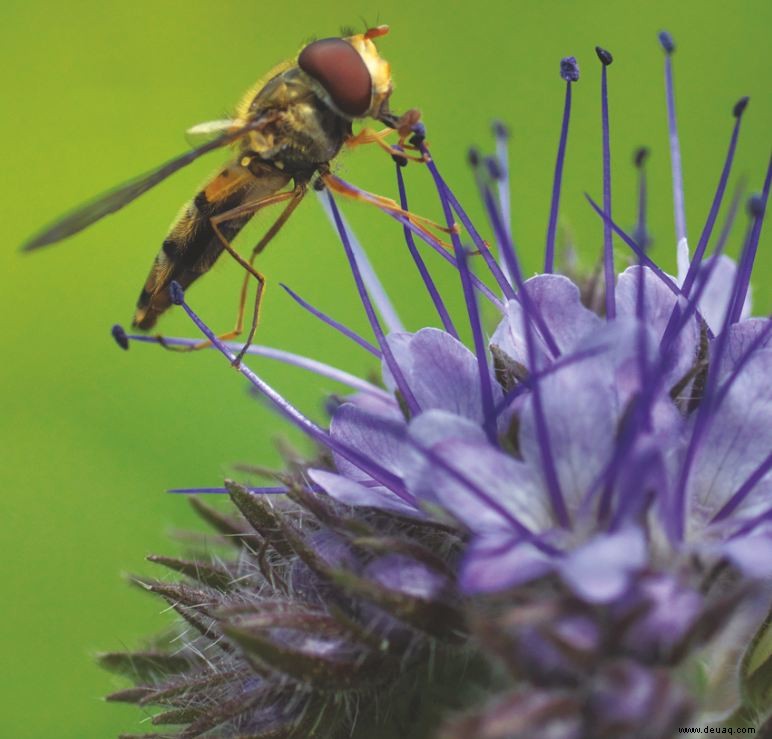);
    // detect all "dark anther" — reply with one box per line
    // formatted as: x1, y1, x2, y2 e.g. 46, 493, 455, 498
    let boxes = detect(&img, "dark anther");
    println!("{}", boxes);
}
409, 121, 426, 147
468, 147, 481, 169
748, 194, 765, 218
313, 177, 326, 192
392, 153, 408, 167
111, 324, 129, 351
634, 147, 650, 168
492, 120, 510, 139
658, 31, 675, 54
485, 156, 502, 181
733, 97, 749, 118
169, 281, 185, 305
560, 56, 580, 83
595, 46, 613, 66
